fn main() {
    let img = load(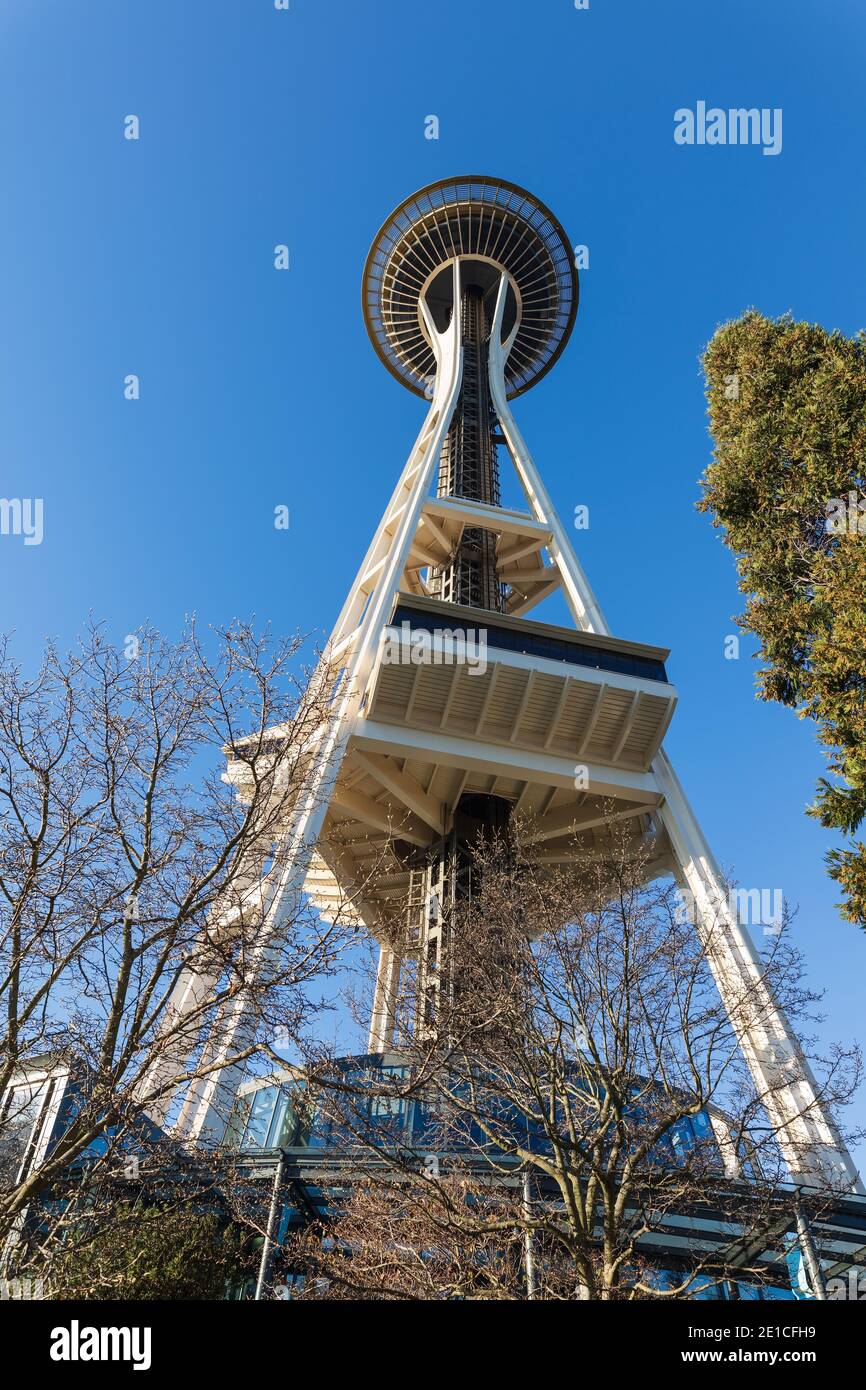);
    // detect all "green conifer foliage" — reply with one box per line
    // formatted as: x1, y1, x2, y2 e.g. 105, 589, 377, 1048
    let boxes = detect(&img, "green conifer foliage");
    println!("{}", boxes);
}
699, 311, 866, 928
